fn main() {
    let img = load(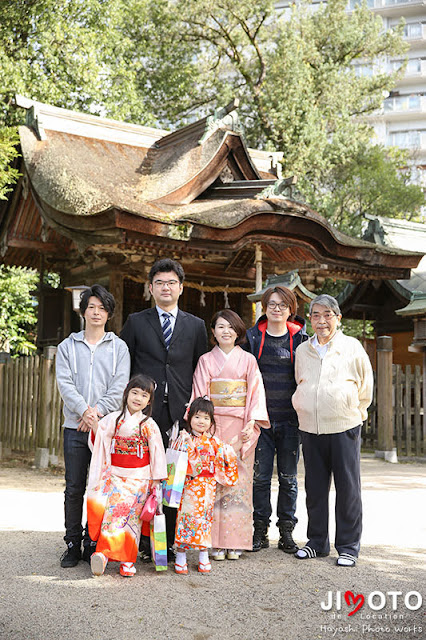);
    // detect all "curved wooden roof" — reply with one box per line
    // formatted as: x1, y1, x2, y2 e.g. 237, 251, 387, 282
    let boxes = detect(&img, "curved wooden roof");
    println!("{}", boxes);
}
0, 97, 422, 281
